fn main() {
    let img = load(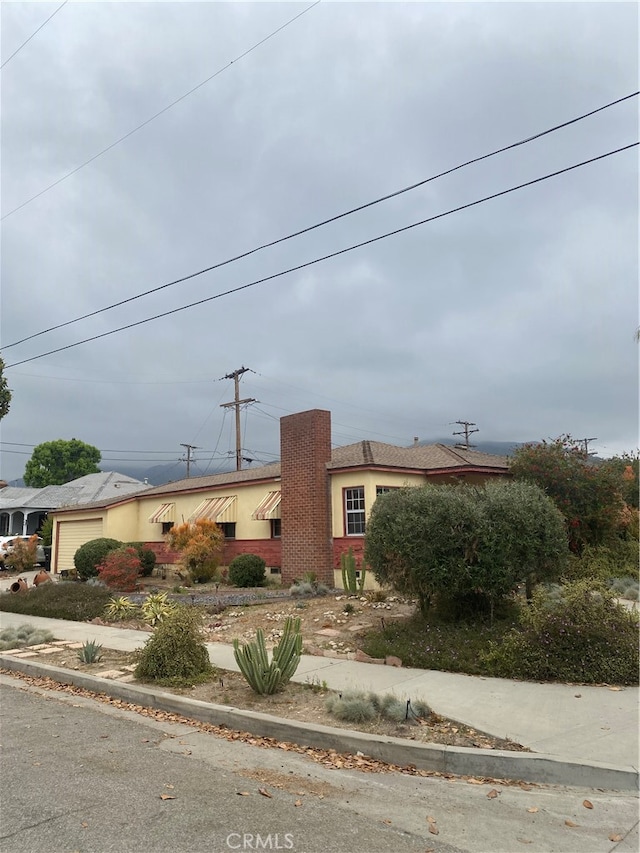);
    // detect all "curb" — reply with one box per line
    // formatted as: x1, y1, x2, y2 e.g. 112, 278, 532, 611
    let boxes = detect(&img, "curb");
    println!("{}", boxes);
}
1, 655, 637, 791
